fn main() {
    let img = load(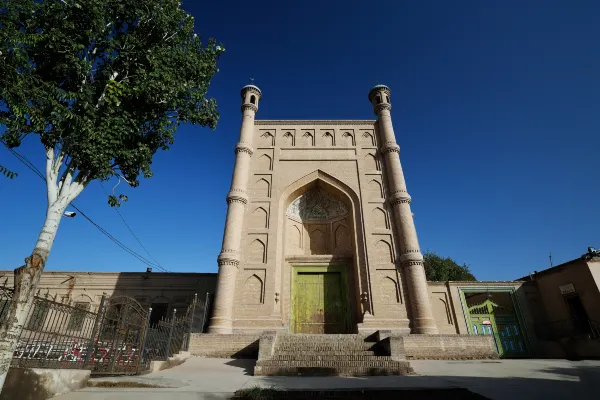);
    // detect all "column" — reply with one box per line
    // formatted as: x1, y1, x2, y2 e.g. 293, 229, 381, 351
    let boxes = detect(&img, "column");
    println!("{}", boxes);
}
208, 86, 260, 334
372, 87, 439, 334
